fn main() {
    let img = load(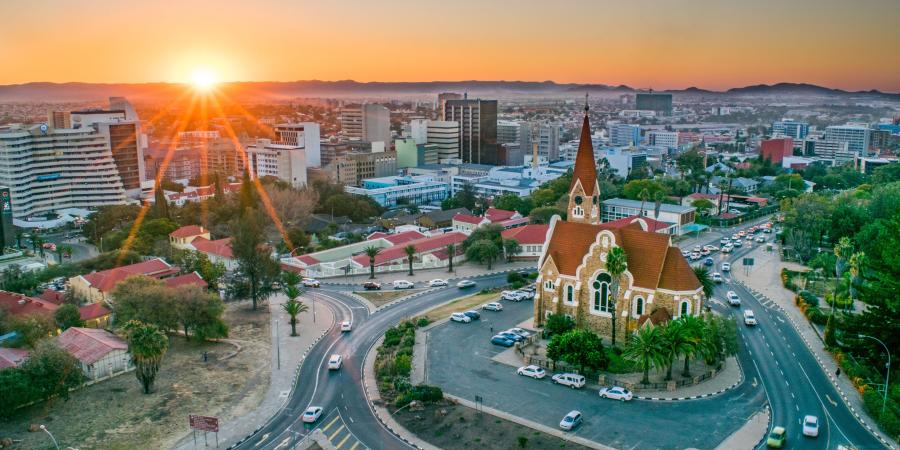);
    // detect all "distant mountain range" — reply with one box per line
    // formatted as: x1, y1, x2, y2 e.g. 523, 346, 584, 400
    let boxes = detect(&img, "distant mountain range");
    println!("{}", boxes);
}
0, 80, 897, 103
